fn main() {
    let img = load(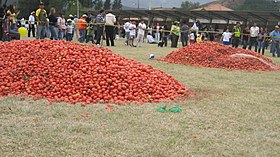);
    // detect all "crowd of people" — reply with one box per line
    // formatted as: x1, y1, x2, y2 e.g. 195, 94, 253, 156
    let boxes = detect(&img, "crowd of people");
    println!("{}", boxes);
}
0, 2, 280, 57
